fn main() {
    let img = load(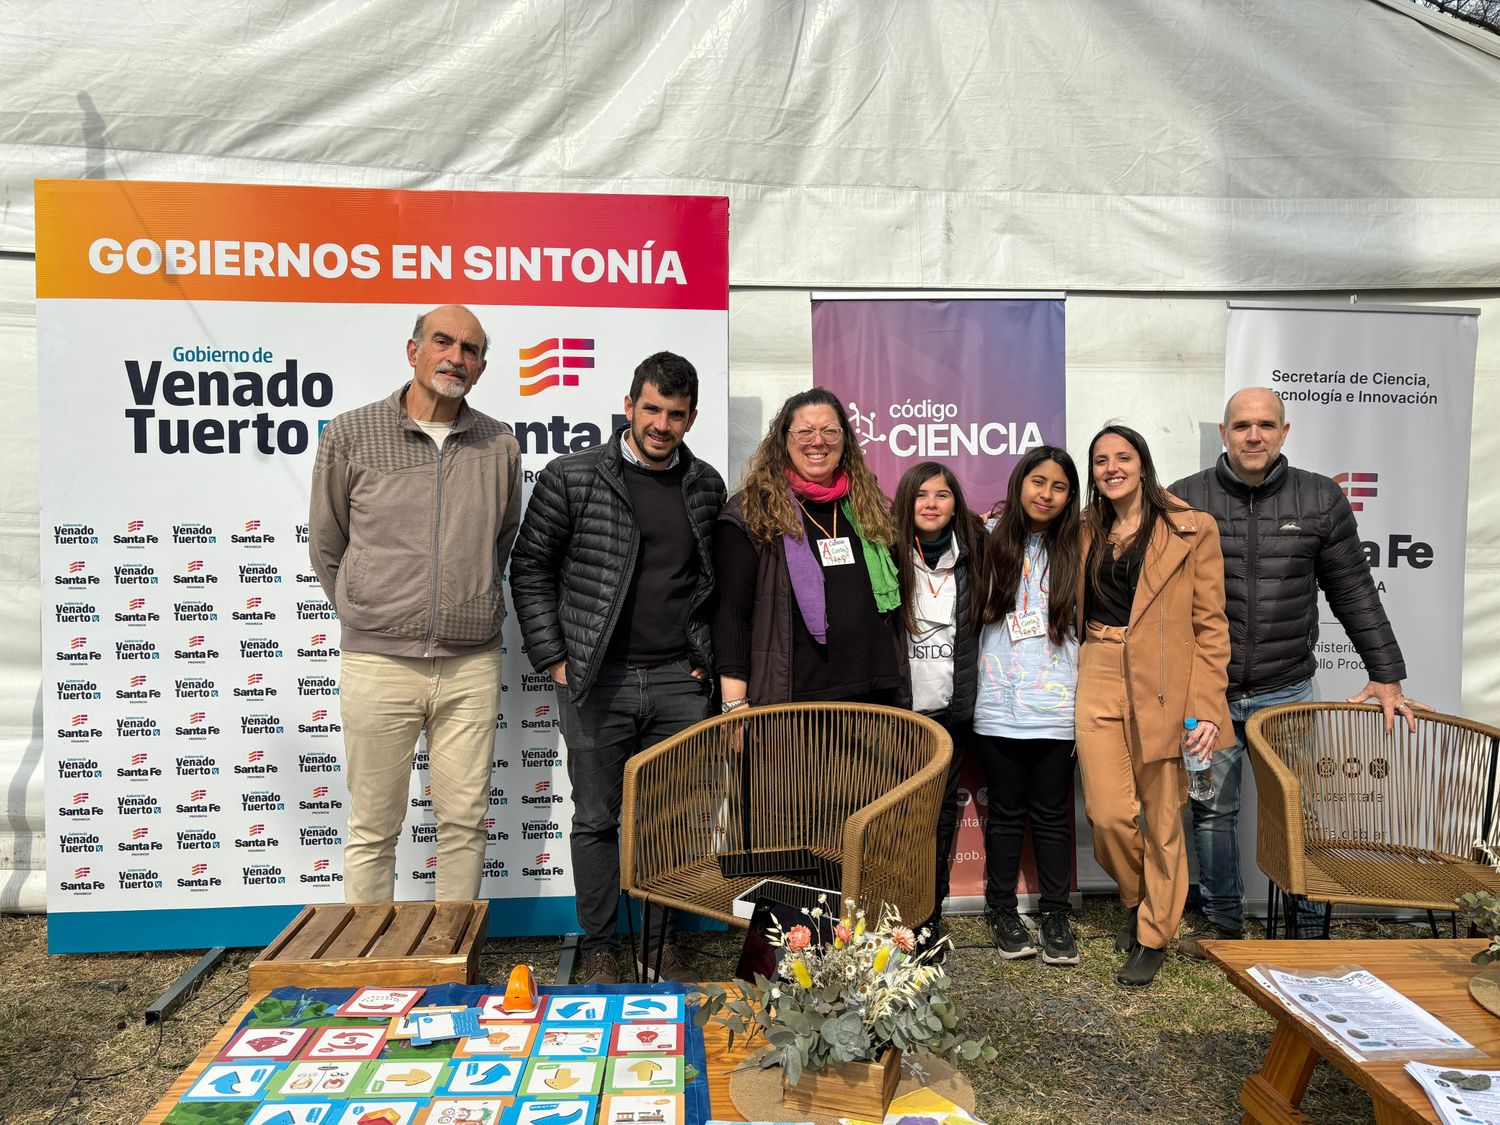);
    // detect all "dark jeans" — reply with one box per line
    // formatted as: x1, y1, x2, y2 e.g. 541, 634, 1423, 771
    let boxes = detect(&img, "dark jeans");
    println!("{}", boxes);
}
975, 733, 1076, 916
1190, 677, 1316, 932
555, 657, 711, 951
